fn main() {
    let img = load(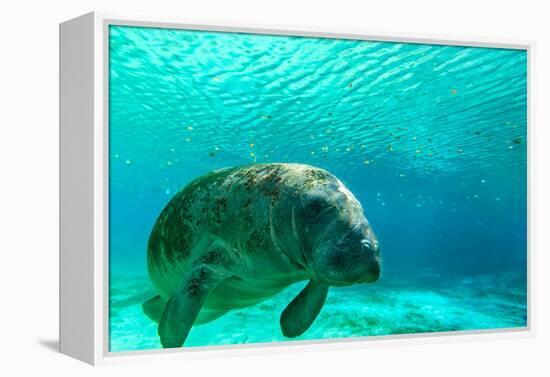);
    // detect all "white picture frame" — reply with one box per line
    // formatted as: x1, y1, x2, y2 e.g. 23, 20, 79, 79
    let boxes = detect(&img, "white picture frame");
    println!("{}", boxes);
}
59, 11, 535, 365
